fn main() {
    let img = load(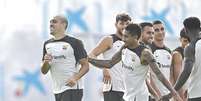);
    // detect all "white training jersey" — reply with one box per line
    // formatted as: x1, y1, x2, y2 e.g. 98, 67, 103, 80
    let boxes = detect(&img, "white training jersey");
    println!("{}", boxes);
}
122, 45, 149, 101
42, 36, 87, 94
102, 34, 125, 92
188, 39, 201, 98
149, 43, 172, 95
